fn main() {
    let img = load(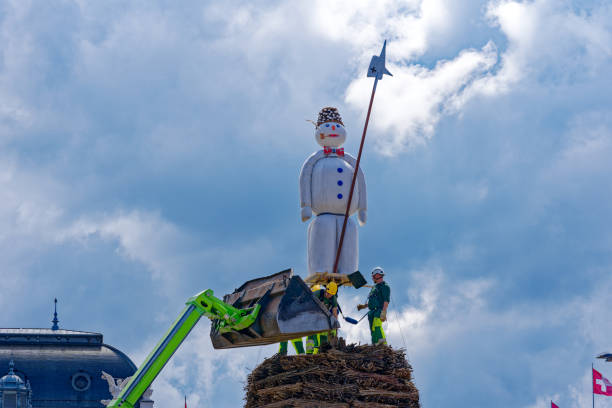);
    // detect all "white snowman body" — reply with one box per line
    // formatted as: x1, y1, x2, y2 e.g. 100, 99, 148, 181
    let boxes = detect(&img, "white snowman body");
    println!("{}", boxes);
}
299, 115, 367, 275
311, 156, 360, 215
